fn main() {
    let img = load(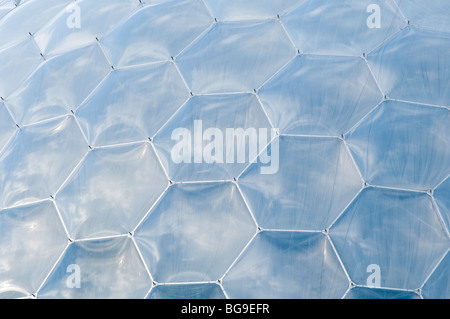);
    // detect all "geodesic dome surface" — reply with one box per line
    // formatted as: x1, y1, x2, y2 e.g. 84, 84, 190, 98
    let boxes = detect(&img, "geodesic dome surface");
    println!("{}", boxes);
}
0, 0, 449, 299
